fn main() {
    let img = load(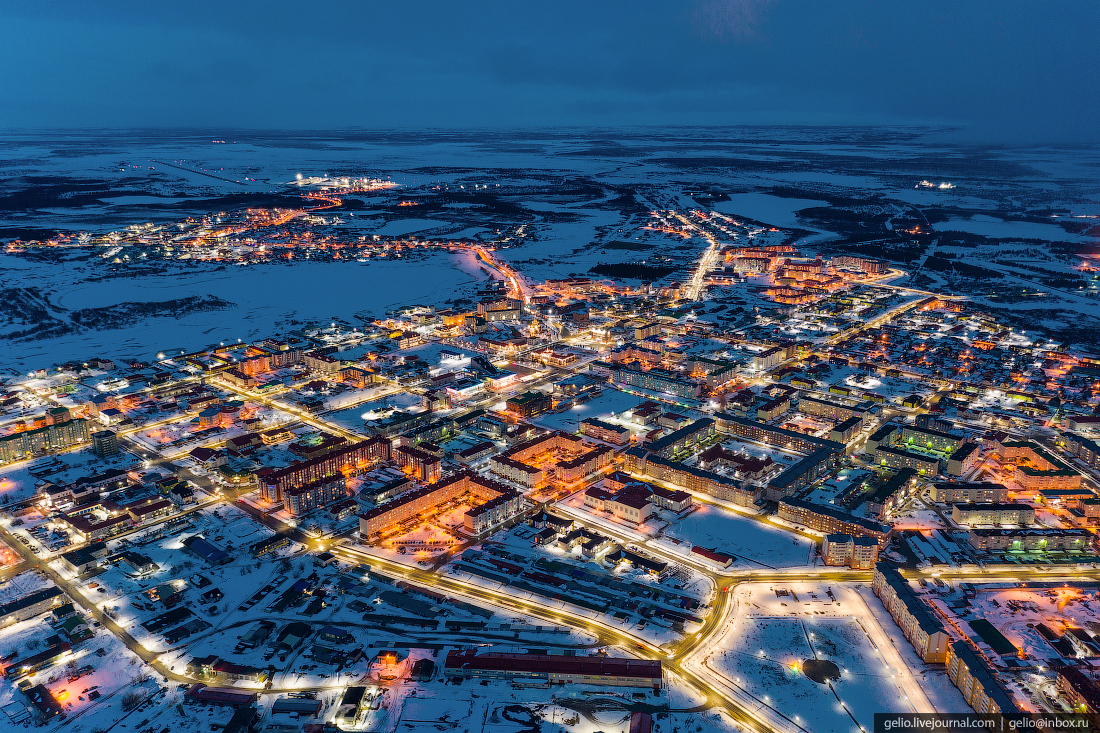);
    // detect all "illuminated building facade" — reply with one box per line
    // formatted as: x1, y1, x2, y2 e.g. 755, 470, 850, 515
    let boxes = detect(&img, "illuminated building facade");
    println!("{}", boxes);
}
257, 437, 389, 503
358, 470, 521, 537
